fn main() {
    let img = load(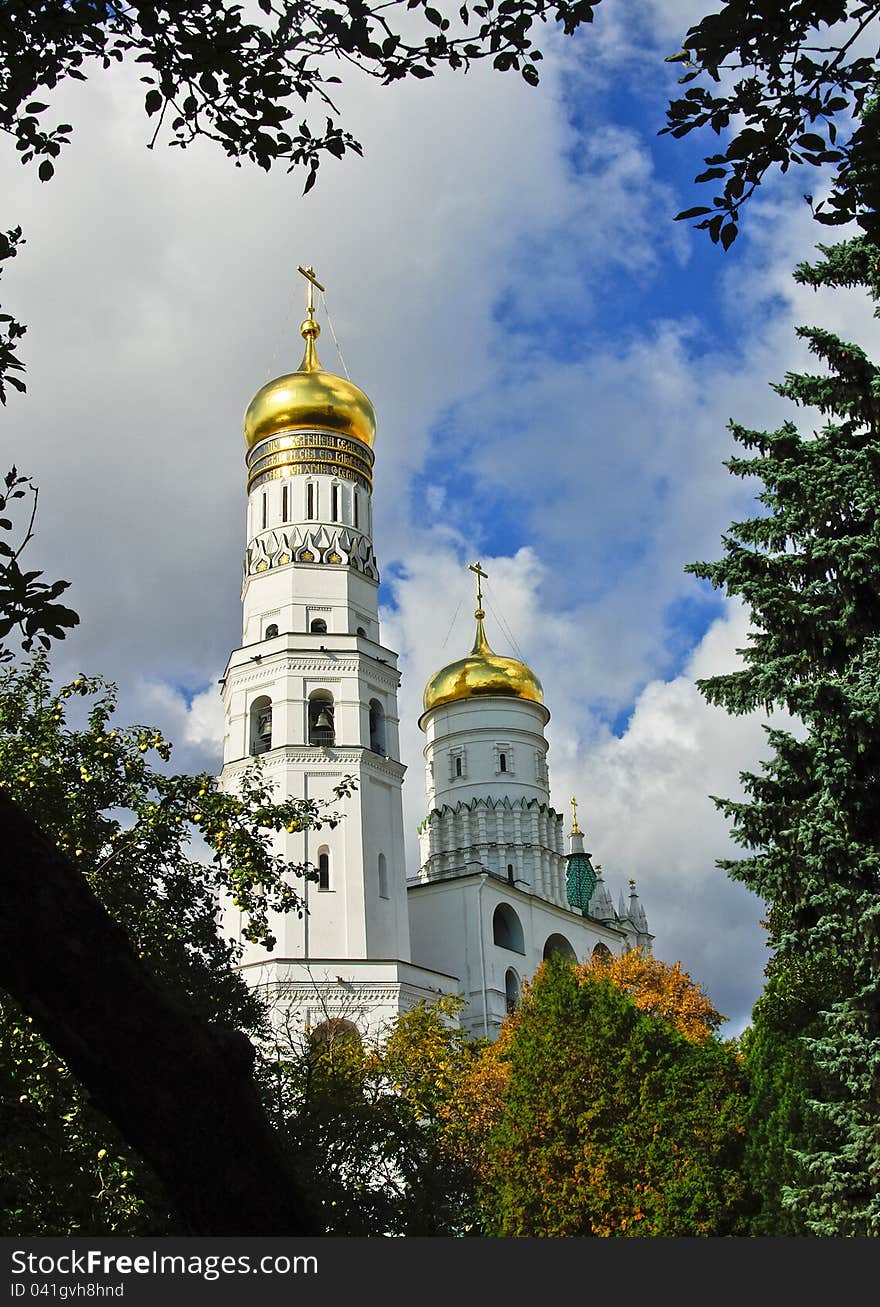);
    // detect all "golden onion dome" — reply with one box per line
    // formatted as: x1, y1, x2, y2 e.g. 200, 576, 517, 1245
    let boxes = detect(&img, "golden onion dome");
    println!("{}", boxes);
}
420, 610, 545, 726
244, 313, 376, 451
